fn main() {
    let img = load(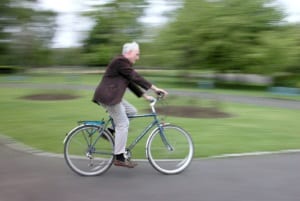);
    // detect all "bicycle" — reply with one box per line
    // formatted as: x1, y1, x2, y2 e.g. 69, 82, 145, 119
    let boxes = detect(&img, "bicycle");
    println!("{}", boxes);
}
63, 96, 194, 176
